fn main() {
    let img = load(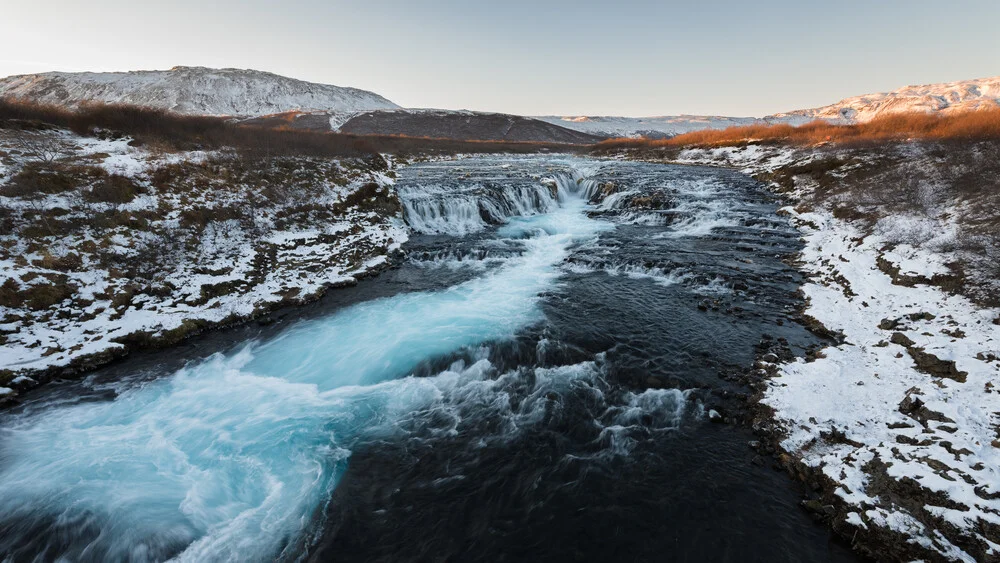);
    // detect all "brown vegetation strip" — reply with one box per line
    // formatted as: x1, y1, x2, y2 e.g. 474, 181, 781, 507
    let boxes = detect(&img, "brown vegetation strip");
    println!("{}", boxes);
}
595, 108, 1000, 150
